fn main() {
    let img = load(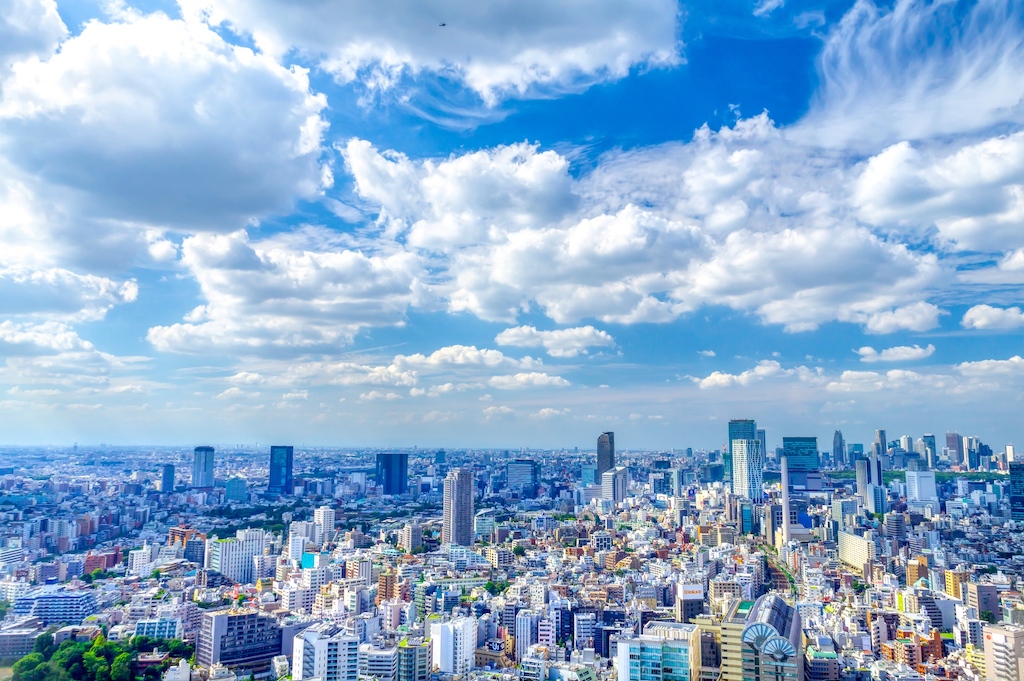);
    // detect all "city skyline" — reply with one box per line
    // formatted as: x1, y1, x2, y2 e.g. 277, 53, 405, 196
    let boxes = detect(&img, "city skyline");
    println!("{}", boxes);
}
0, 0, 1023, 446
